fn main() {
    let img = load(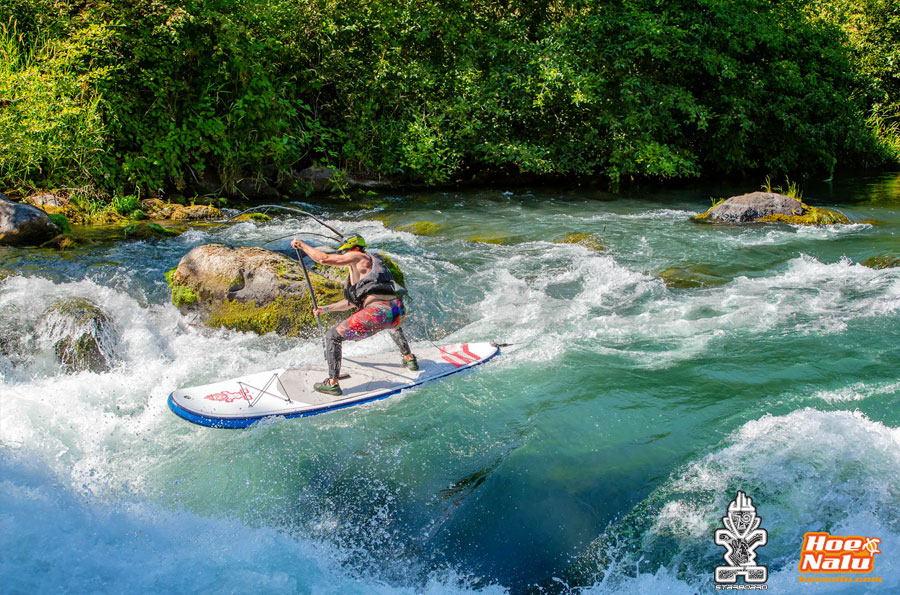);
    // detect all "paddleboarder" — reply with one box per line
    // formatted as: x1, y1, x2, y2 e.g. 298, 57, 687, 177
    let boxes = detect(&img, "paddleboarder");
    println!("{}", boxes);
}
291, 234, 418, 396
